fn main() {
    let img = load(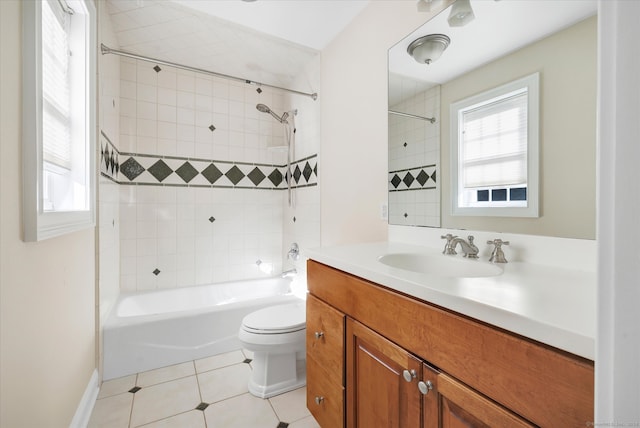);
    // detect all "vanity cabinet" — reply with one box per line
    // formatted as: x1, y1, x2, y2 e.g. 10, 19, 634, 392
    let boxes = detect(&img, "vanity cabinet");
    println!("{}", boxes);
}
306, 260, 594, 428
